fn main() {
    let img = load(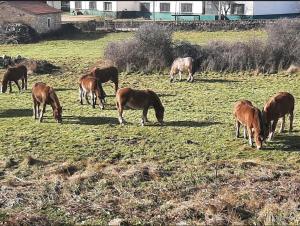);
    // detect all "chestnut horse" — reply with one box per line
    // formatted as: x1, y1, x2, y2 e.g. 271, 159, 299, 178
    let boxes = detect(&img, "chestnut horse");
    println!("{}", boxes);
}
116, 87, 165, 126
1, 64, 27, 93
263, 92, 295, 140
234, 100, 266, 149
79, 74, 104, 109
91, 66, 119, 98
170, 57, 195, 83
32, 82, 62, 123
